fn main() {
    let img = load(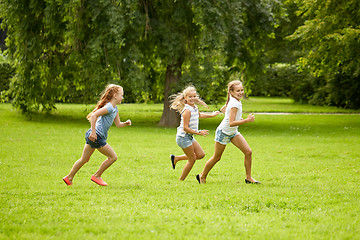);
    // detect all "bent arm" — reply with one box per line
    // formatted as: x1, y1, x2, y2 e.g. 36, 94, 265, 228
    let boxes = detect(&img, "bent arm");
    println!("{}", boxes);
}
114, 114, 132, 128
90, 107, 109, 131
220, 104, 226, 113
88, 107, 109, 140
182, 109, 200, 135
228, 107, 255, 127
